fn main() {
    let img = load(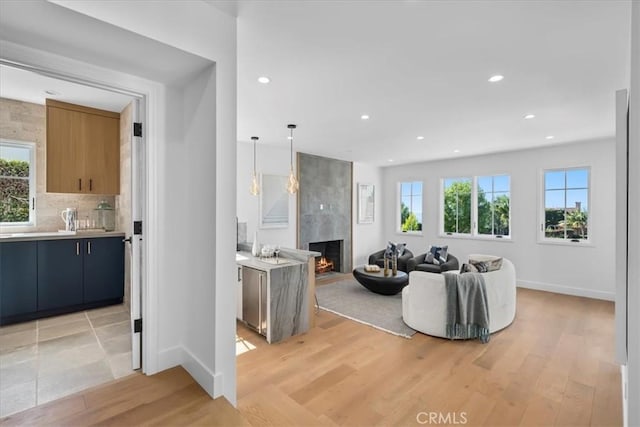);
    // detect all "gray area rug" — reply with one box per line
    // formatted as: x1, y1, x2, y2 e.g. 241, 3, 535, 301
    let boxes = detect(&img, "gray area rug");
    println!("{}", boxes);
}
316, 279, 416, 338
